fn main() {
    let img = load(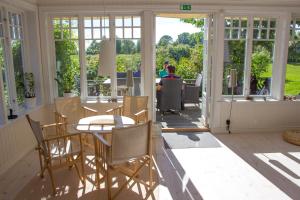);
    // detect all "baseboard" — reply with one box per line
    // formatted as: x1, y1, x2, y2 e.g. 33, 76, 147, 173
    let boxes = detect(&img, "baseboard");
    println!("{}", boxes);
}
162, 127, 210, 133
